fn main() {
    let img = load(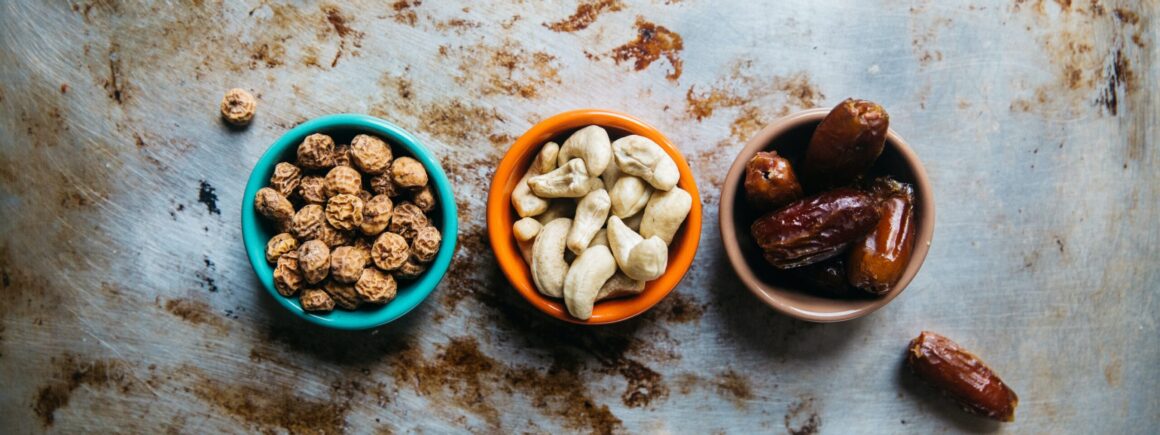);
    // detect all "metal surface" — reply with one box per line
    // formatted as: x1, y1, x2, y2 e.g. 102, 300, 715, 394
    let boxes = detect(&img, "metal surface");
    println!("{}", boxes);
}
0, 1, 1156, 433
